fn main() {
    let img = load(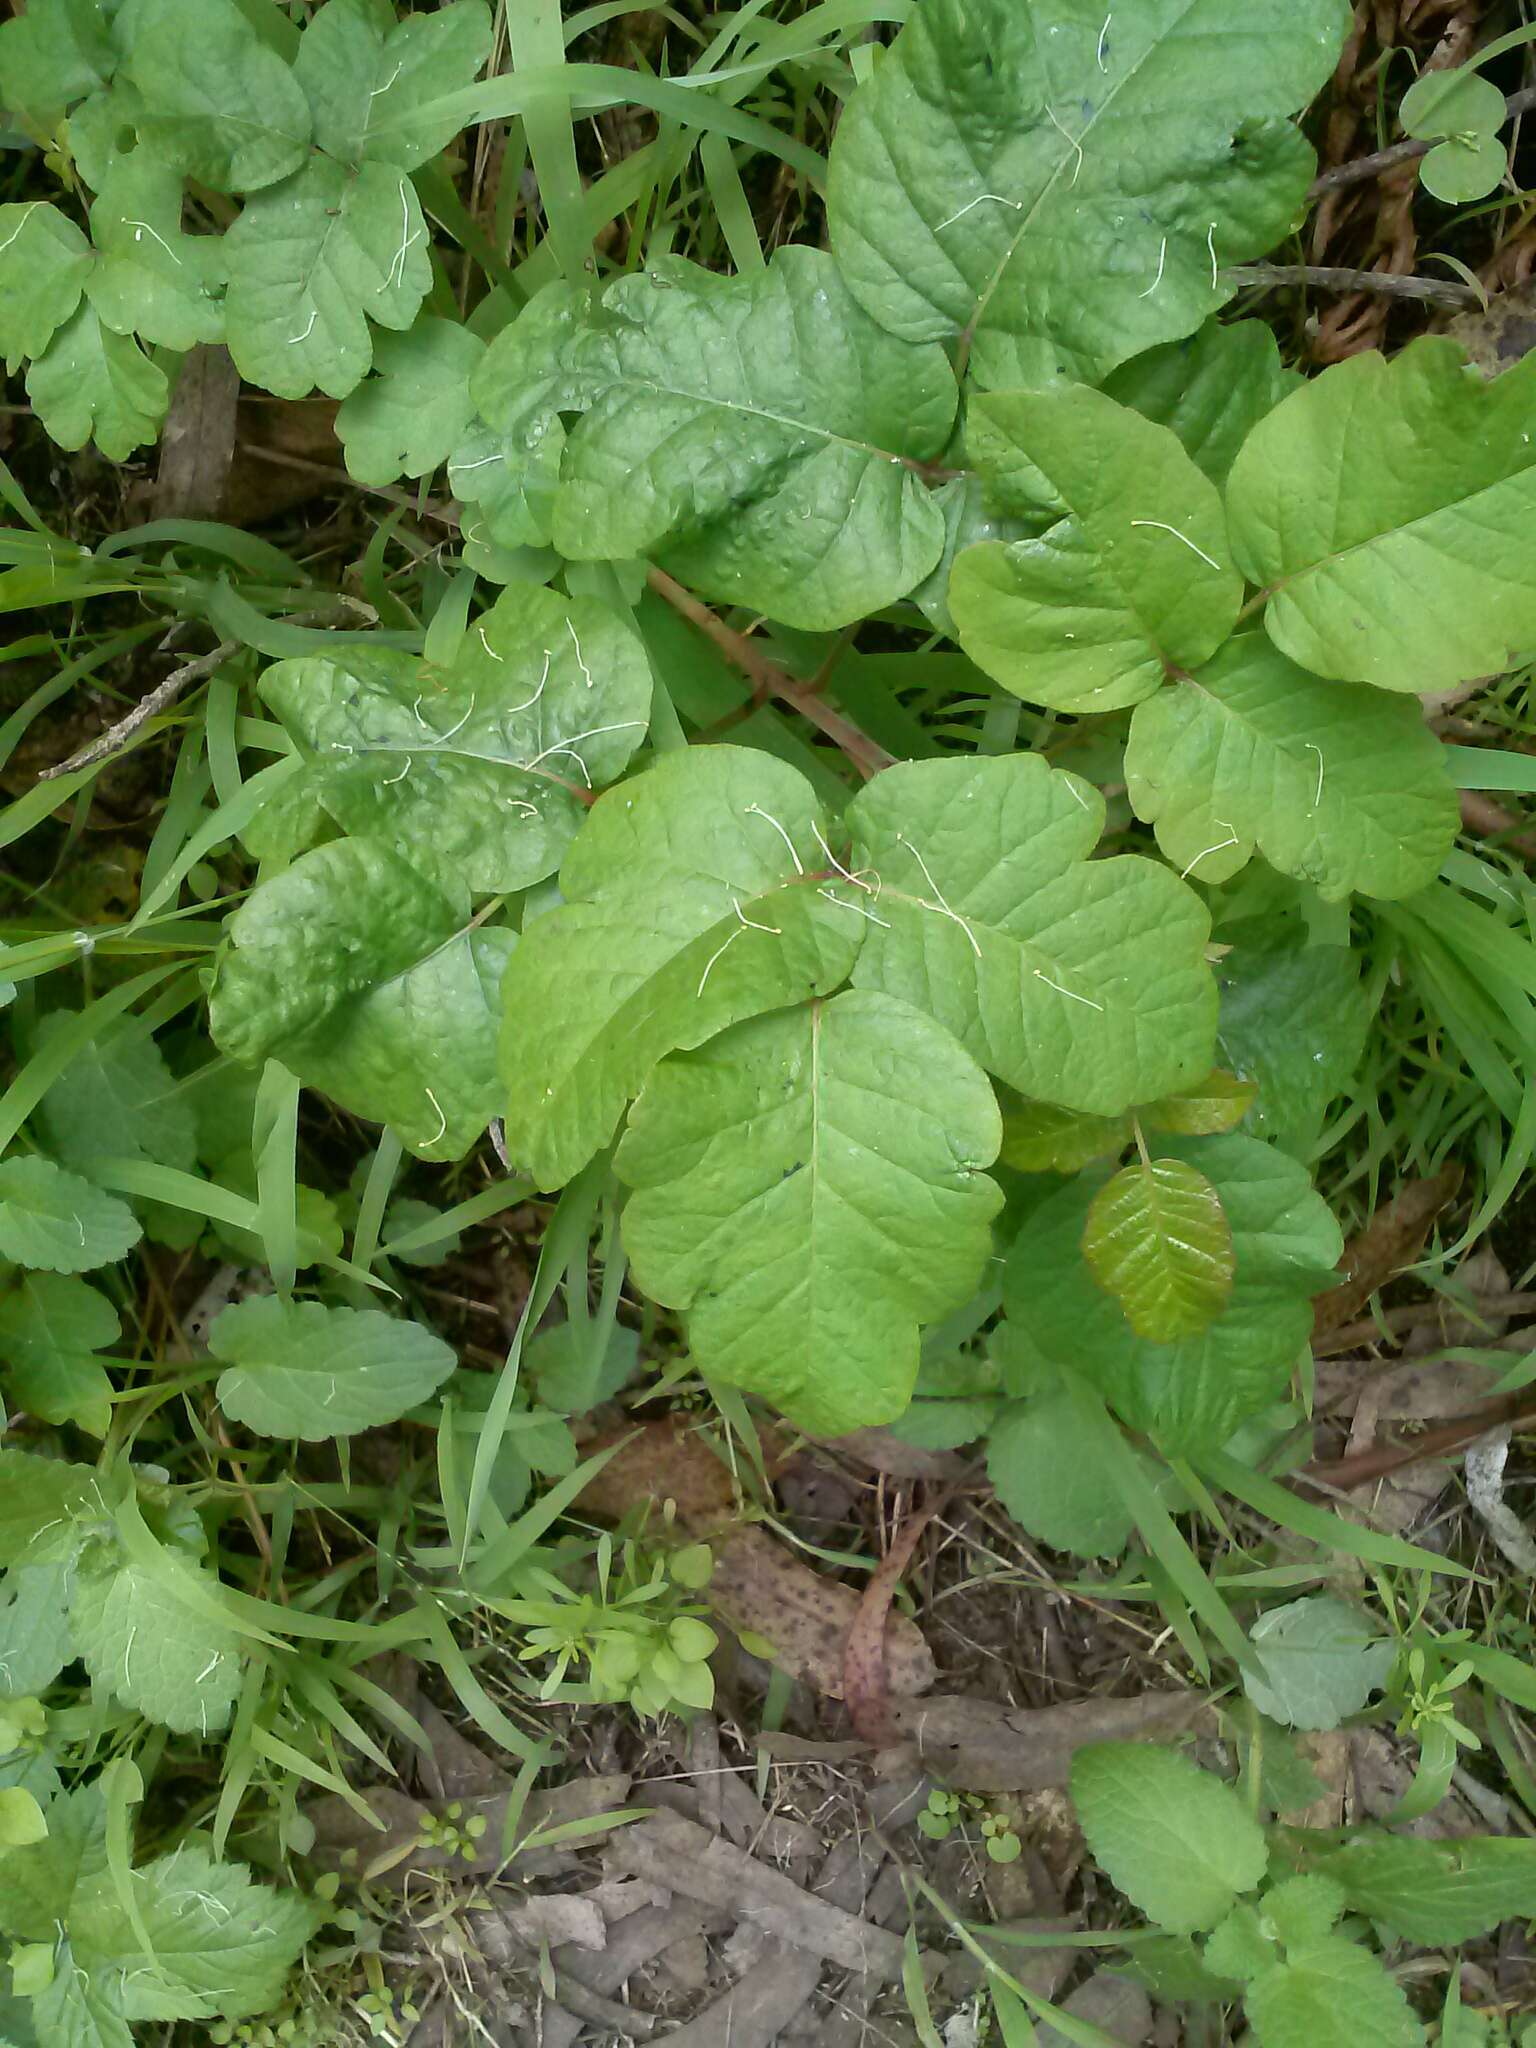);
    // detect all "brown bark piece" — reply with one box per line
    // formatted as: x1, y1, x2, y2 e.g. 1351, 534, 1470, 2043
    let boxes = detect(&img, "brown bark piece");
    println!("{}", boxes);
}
152, 344, 240, 521
1312, 1167, 1463, 1342
885, 1691, 1214, 1793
